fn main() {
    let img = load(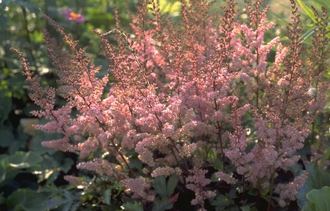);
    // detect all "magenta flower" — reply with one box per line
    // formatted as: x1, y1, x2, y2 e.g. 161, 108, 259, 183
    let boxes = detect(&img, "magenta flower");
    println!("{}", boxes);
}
61, 9, 85, 23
